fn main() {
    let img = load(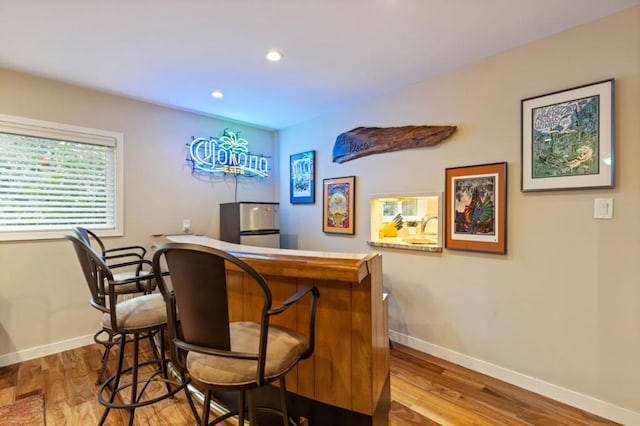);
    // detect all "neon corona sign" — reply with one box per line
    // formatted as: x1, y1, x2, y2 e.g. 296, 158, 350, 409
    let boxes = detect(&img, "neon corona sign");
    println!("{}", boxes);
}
187, 130, 269, 178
